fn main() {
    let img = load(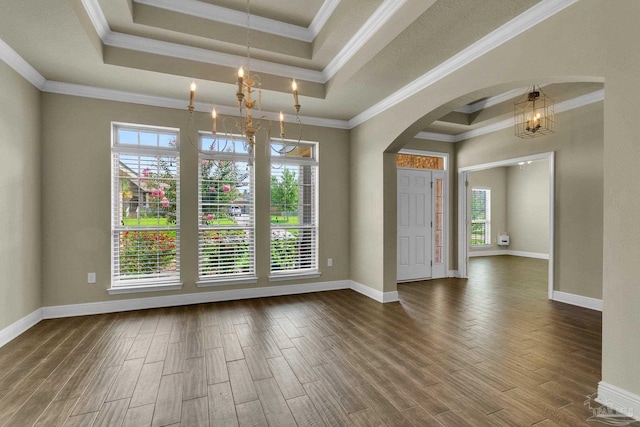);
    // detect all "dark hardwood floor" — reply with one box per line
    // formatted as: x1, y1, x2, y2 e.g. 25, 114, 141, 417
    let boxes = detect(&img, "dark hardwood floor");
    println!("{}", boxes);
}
0, 256, 623, 426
